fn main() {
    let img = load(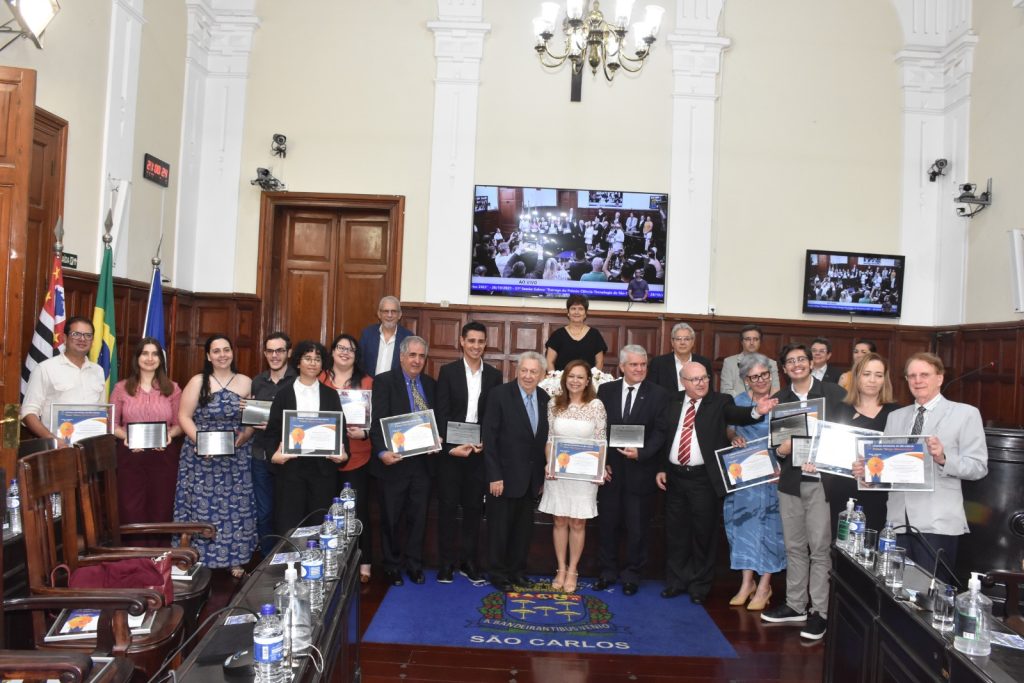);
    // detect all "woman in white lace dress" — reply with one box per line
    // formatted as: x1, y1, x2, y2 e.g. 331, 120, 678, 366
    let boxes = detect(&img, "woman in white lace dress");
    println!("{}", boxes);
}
538, 360, 607, 593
